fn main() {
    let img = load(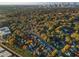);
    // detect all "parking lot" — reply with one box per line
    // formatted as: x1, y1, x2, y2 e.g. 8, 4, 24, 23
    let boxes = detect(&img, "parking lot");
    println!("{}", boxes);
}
0, 46, 16, 57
